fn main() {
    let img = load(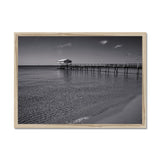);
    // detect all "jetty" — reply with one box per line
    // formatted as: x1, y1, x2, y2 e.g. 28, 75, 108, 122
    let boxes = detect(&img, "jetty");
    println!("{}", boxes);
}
57, 59, 142, 75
